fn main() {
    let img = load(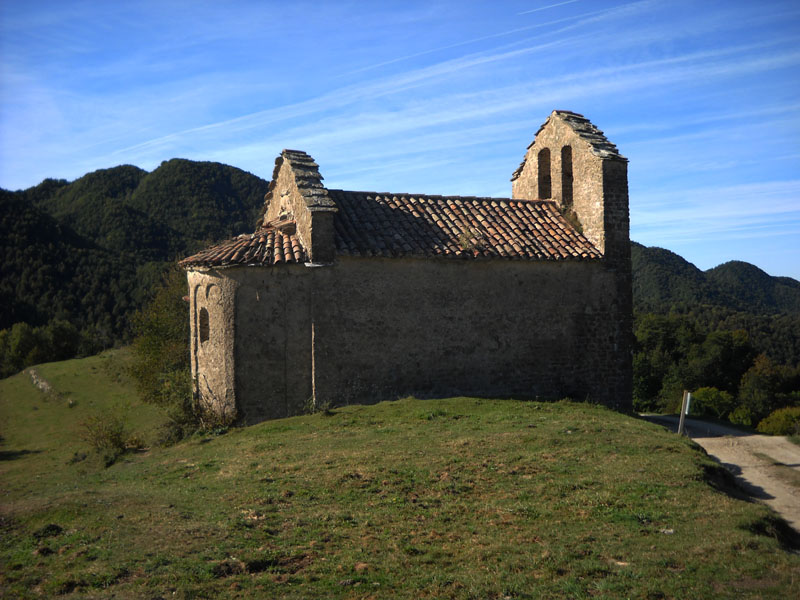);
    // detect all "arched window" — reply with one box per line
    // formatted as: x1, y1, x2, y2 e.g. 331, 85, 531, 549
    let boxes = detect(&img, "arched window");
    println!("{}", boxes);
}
537, 148, 551, 199
561, 145, 573, 207
199, 307, 210, 343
